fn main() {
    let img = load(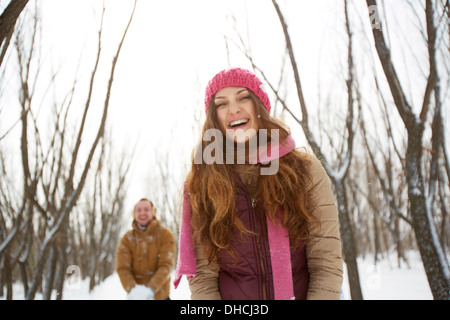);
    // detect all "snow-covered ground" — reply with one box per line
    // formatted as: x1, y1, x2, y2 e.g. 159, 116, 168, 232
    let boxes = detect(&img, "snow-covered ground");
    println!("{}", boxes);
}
2, 251, 433, 300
